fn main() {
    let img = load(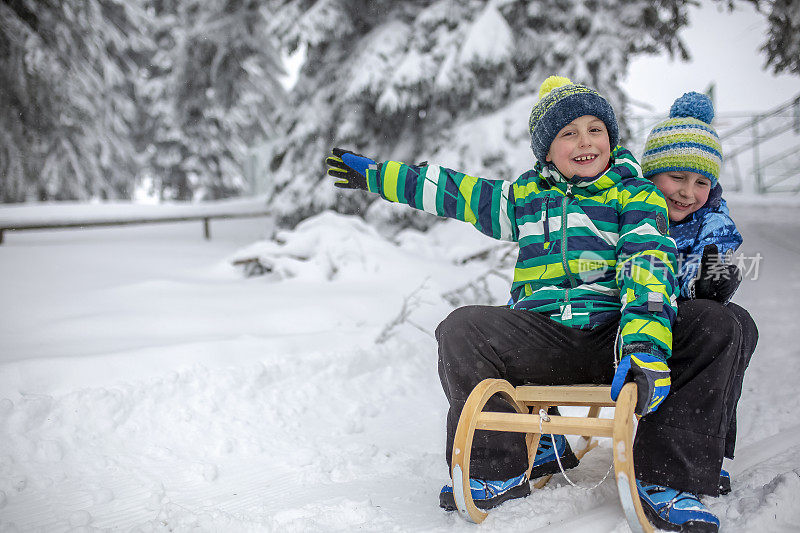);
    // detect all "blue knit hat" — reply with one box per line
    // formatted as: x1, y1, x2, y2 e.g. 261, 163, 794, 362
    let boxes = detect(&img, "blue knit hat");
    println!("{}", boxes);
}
641, 92, 722, 187
528, 76, 619, 164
